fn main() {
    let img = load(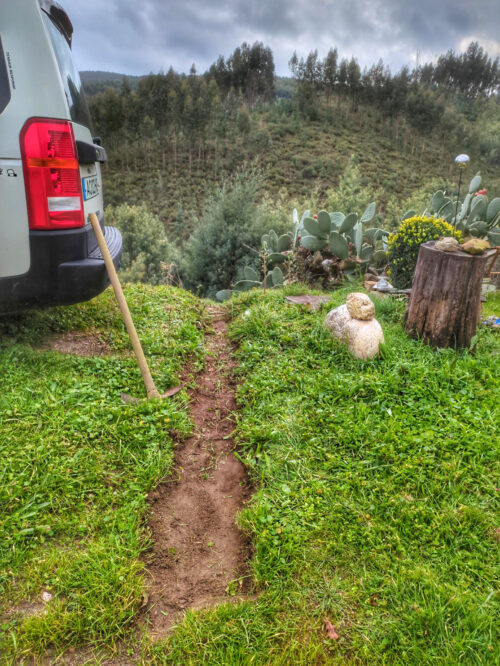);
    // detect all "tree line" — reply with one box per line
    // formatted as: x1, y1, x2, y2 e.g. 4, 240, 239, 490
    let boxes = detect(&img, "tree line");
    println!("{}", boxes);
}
86, 39, 499, 179
289, 41, 499, 130
88, 38, 499, 137
89, 41, 274, 138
